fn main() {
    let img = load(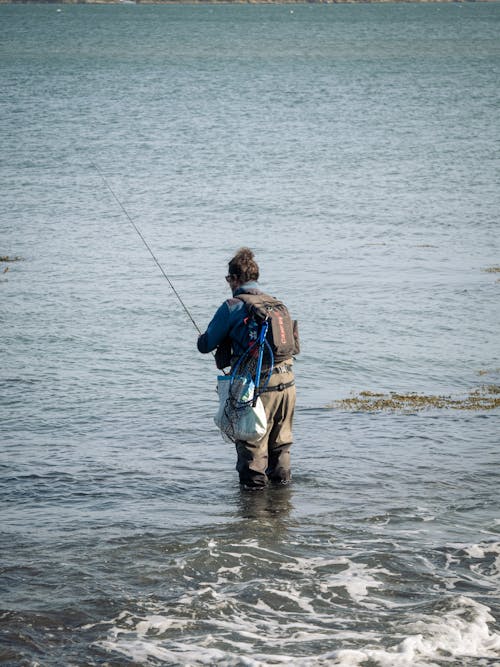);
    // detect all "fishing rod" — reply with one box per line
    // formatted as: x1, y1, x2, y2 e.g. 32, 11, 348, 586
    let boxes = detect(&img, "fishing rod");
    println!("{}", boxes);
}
92, 162, 202, 336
